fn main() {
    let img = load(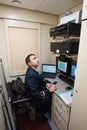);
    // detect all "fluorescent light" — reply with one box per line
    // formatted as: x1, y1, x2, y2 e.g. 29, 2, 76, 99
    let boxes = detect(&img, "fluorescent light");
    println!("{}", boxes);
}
12, 0, 21, 4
